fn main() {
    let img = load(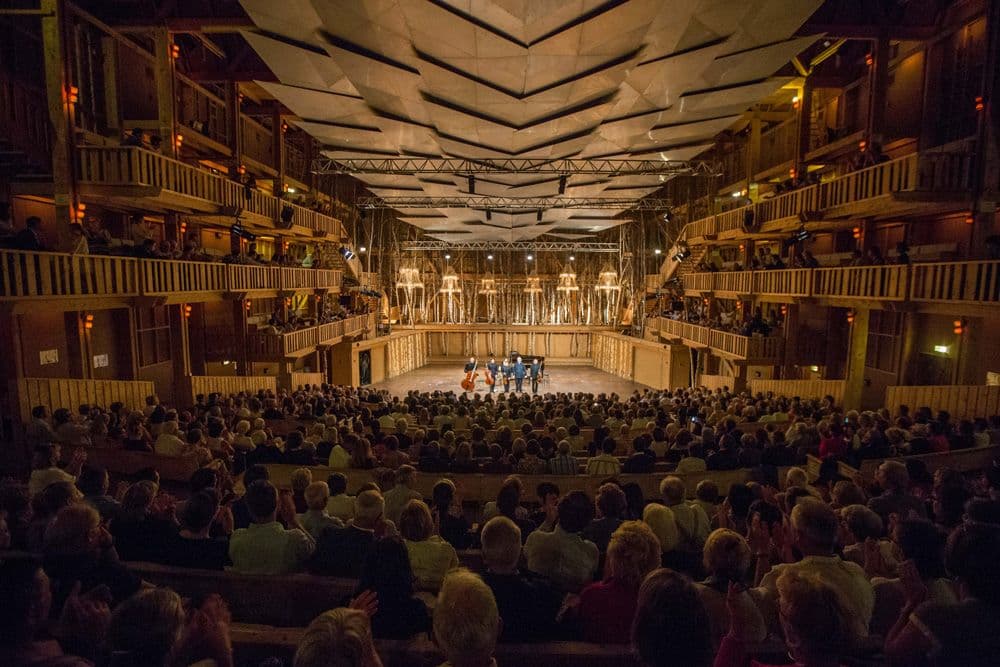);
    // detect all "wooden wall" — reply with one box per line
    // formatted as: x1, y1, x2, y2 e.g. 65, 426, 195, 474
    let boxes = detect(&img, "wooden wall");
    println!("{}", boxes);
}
331, 331, 429, 387
698, 374, 736, 392
419, 326, 599, 362
748, 379, 847, 403
592, 333, 690, 389
179, 375, 278, 406
885, 385, 1000, 420
14, 377, 155, 421
289, 372, 323, 389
